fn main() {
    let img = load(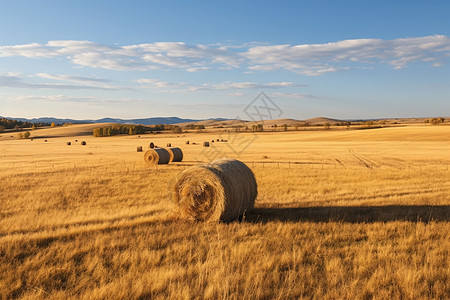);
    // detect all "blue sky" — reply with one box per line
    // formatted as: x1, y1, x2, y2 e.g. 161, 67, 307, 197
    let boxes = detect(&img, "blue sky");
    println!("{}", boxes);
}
1, 0, 449, 120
